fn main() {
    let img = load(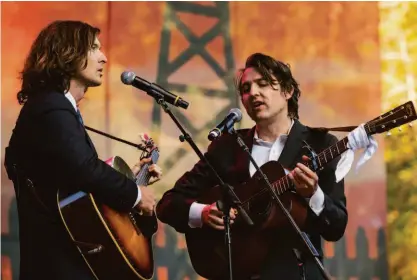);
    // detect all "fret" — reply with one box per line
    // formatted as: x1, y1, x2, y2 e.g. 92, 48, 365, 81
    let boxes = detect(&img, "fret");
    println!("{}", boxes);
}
276, 182, 282, 195
322, 150, 327, 164
329, 146, 333, 158
285, 176, 290, 191
336, 141, 343, 155
272, 182, 277, 195
317, 154, 322, 167
134, 149, 160, 186
343, 138, 348, 150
